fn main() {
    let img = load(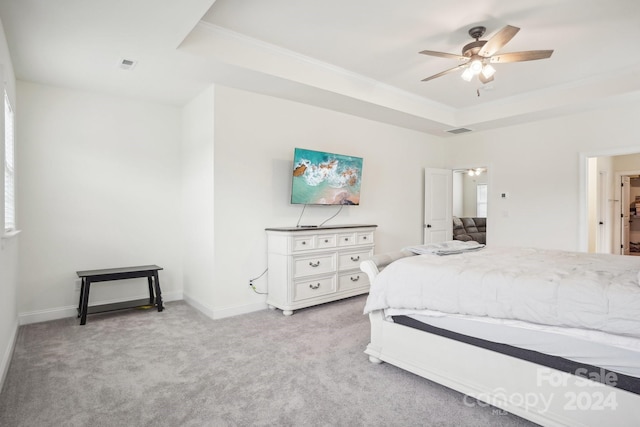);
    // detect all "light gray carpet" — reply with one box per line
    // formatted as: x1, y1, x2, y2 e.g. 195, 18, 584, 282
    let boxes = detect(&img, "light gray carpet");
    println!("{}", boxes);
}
0, 296, 537, 426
